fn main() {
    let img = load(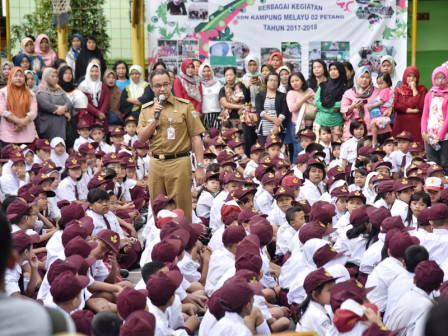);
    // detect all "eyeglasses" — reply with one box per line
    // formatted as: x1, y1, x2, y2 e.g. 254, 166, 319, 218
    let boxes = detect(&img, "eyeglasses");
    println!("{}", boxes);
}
435, 76, 446, 81
153, 83, 171, 90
